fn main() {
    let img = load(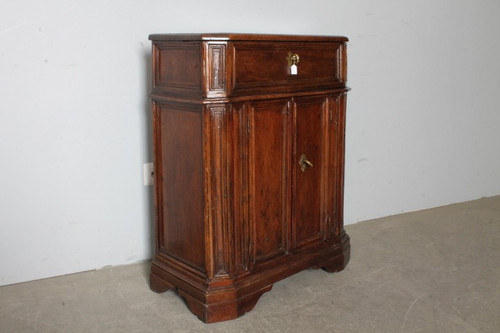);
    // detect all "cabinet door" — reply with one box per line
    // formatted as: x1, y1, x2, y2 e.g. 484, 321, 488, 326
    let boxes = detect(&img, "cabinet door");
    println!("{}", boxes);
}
247, 99, 291, 265
291, 95, 330, 250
